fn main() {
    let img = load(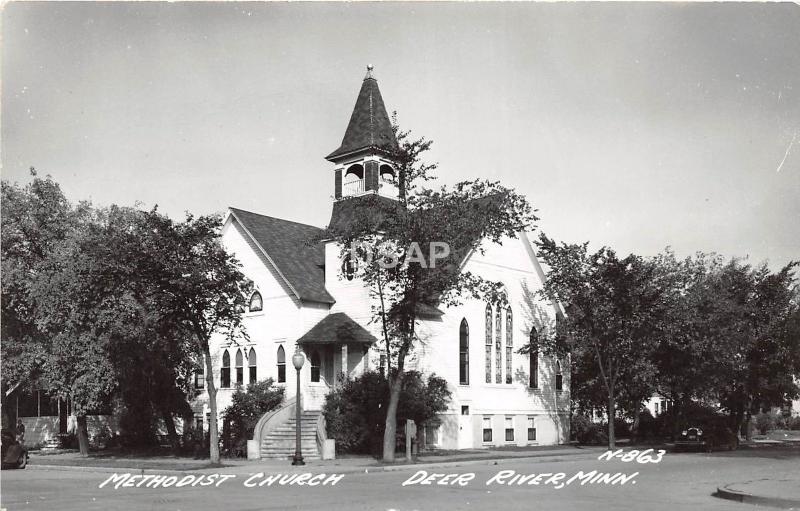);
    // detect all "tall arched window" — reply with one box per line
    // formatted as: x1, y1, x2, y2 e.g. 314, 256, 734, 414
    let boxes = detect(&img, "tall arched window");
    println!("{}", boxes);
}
485, 304, 492, 383
277, 346, 286, 383
310, 351, 321, 383
505, 308, 513, 384
495, 307, 503, 384
235, 349, 244, 386
248, 348, 257, 384
459, 319, 469, 385
529, 328, 539, 389
556, 360, 563, 391
342, 254, 357, 281
221, 350, 231, 388
249, 291, 263, 312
